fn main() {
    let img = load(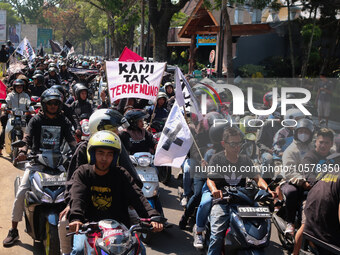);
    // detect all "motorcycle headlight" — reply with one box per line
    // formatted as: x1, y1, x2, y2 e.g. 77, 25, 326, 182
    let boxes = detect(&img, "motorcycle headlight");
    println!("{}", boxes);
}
41, 193, 53, 203
55, 192, 65, 203
138, 157, 151, 167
